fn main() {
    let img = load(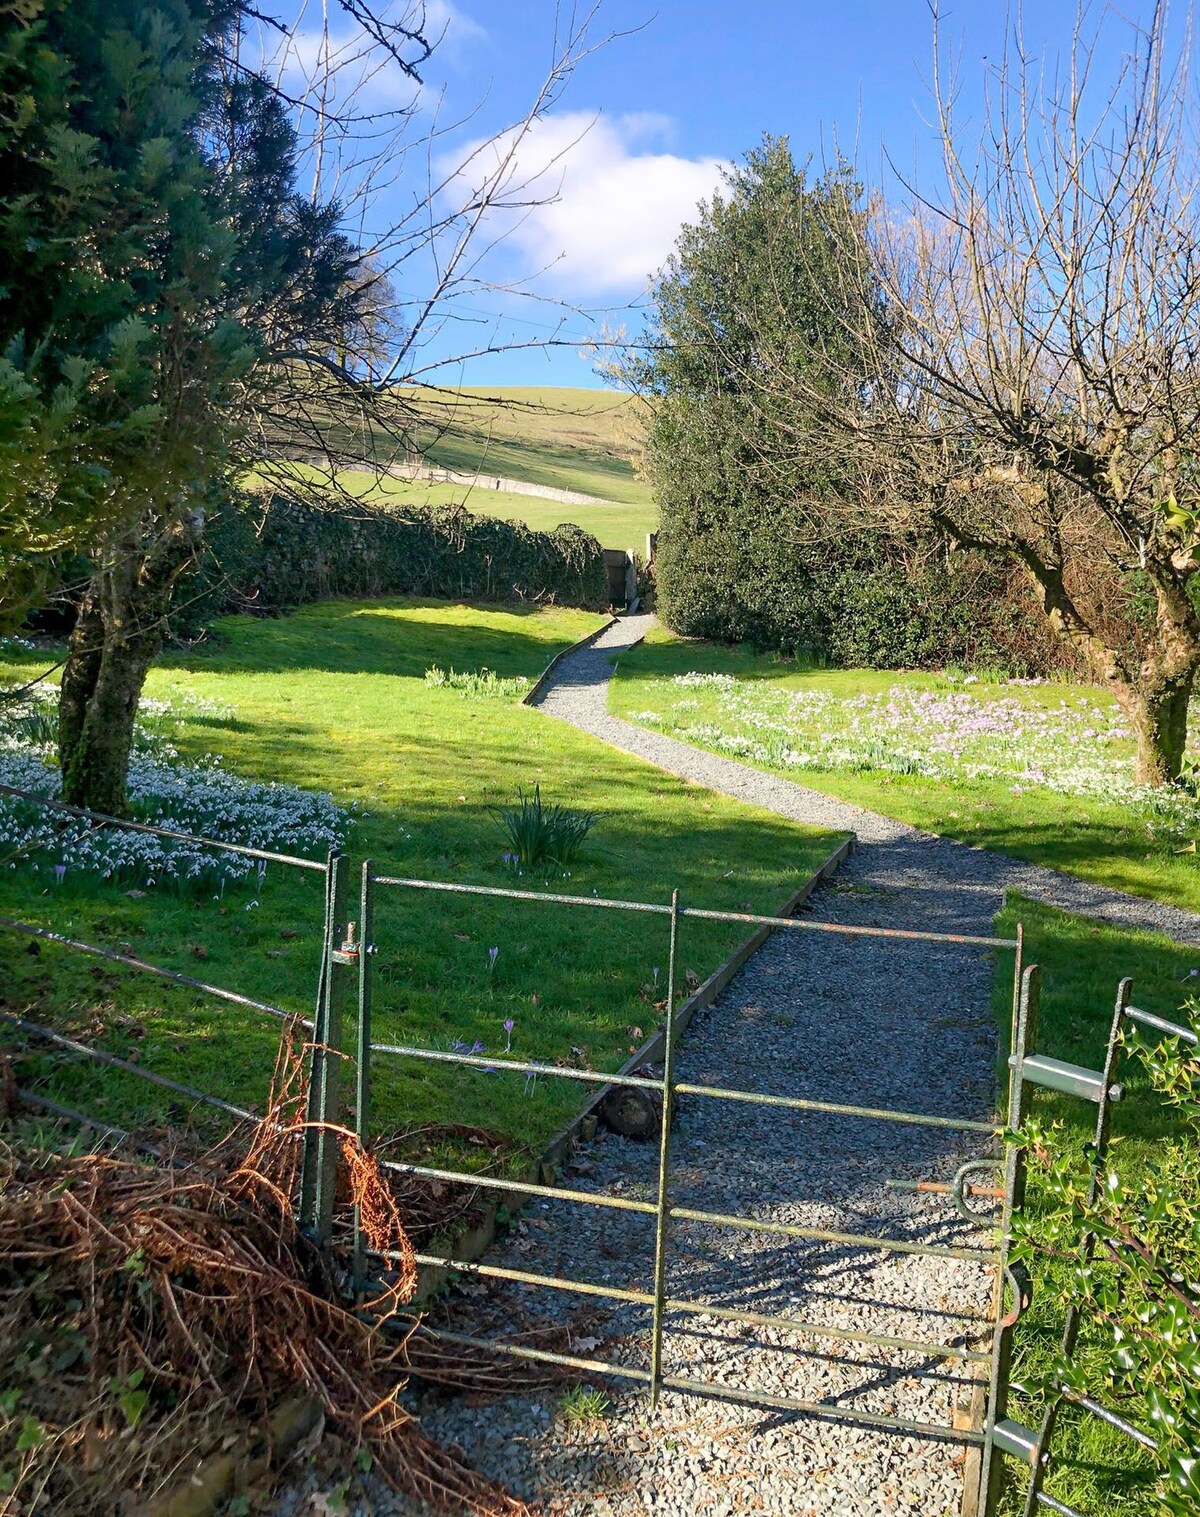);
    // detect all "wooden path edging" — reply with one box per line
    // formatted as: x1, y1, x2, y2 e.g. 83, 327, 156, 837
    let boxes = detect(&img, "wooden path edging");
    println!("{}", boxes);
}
414, 830, 856, 1299
520, 614, 619, 708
